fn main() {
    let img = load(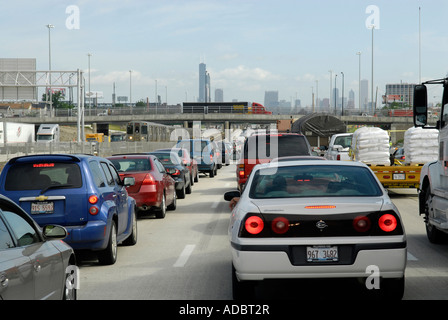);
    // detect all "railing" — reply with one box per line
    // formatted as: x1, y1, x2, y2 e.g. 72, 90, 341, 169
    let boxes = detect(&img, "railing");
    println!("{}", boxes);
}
0, 140, 176, 164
